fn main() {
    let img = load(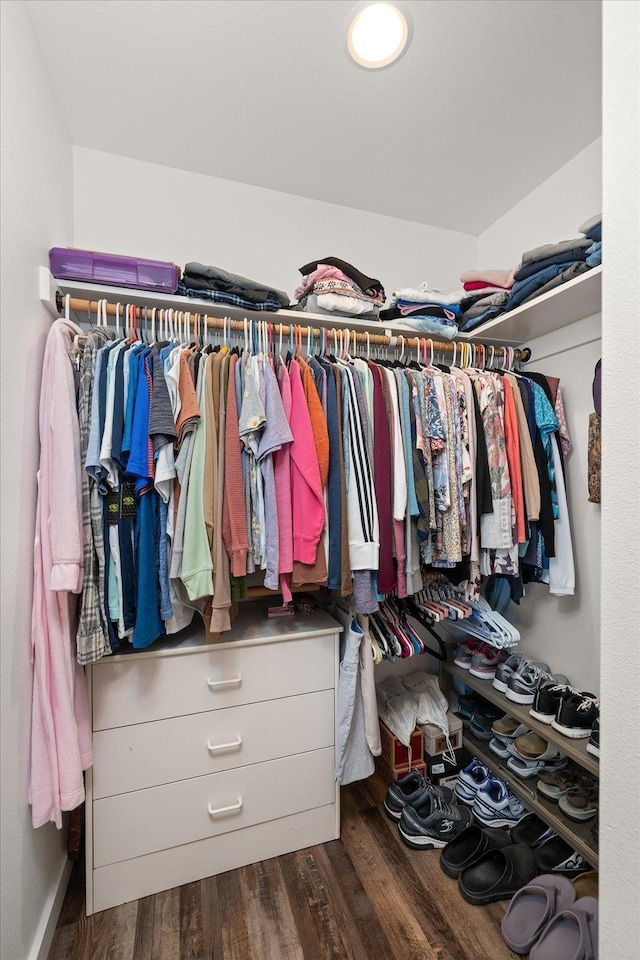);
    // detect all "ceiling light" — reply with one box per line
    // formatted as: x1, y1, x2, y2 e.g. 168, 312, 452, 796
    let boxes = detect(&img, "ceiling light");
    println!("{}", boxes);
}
346, 2, 412, 70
